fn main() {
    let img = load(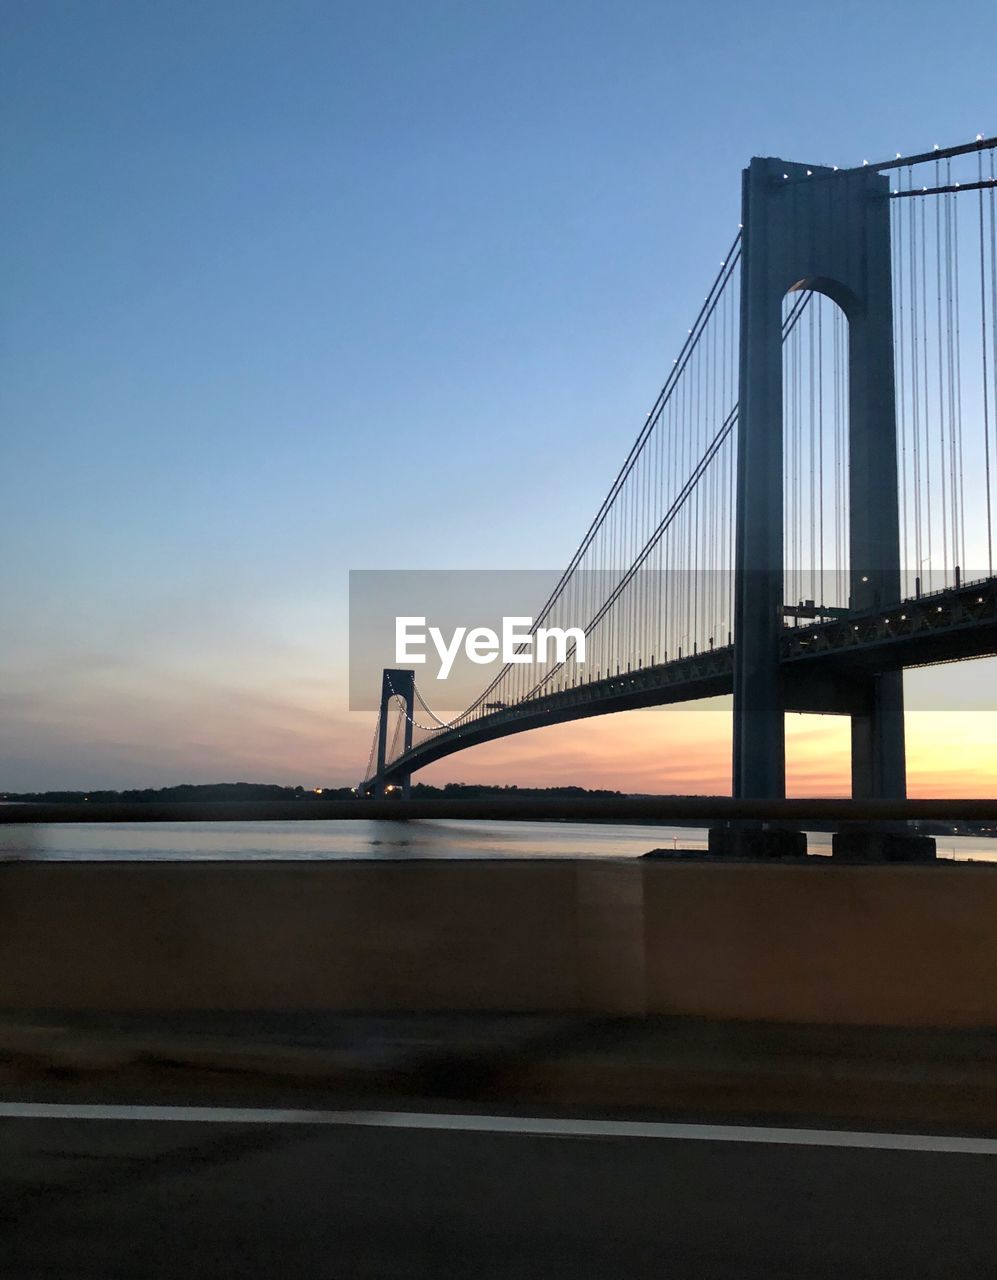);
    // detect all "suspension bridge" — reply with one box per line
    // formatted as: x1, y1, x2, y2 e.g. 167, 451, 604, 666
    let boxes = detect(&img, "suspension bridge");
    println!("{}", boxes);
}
360, 135, 997, 802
